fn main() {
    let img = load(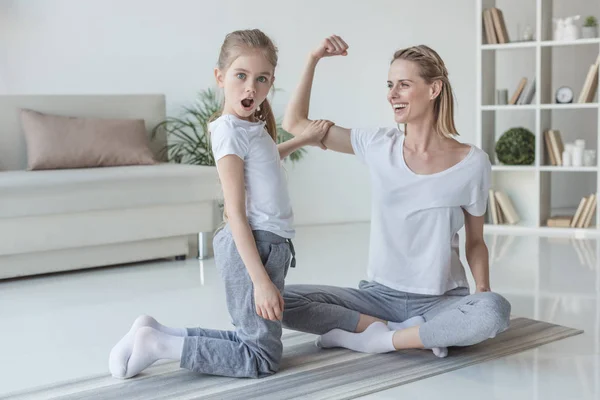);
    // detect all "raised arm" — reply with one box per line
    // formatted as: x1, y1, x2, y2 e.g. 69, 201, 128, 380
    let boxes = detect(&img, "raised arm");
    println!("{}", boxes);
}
282, 35, 355, 154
